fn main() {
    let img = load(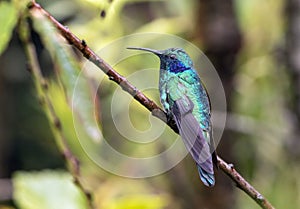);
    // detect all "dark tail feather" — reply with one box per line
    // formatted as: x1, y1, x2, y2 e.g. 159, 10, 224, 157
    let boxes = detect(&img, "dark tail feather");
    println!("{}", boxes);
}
212, 151, 218, 169
197, 165, 215, 187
